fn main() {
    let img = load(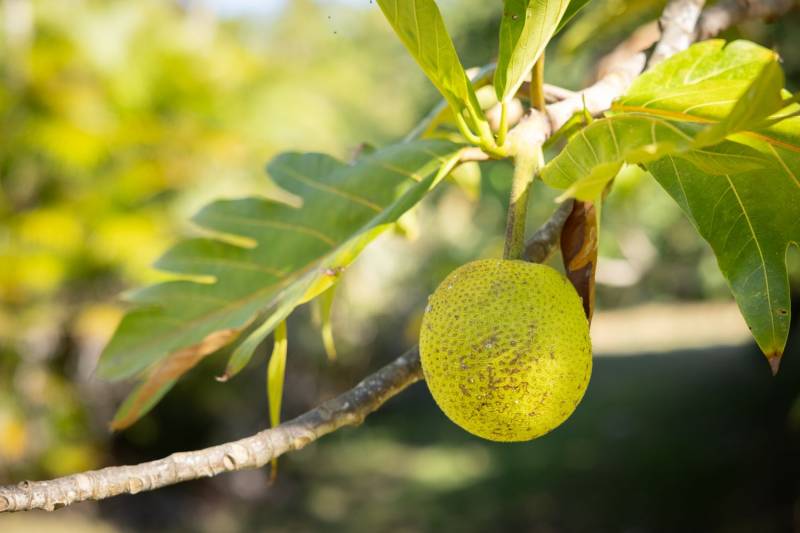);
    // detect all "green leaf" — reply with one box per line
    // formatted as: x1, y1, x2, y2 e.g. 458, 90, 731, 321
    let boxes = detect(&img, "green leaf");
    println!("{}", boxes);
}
541, 40, 785, 200
647, 113, 800, 368
99, 139, 463, 426
542, 117, 771, 201
376, 0, 487, 136
620, 40, 784, 147
494, 0, 571, 102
